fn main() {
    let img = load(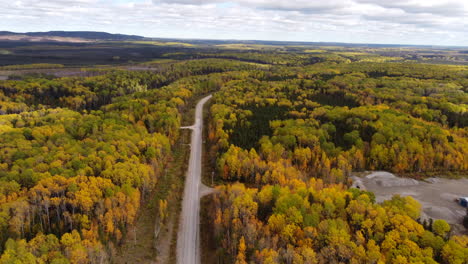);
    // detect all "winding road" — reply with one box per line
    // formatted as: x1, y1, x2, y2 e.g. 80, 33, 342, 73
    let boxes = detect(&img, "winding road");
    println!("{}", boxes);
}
177, 95, 212, 264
